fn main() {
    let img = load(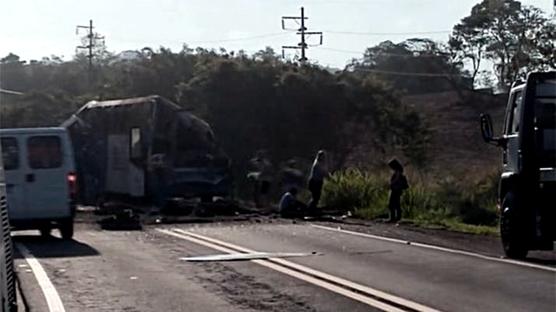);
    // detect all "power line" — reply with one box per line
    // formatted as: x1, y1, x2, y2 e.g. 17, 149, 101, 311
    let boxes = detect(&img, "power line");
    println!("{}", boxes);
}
324, 30, 451, 36
282, 7, 323, 63
350, 67, 458, 77
107, 32, 289, 50
316, 46, 449, 58
187, 33, 288, 44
